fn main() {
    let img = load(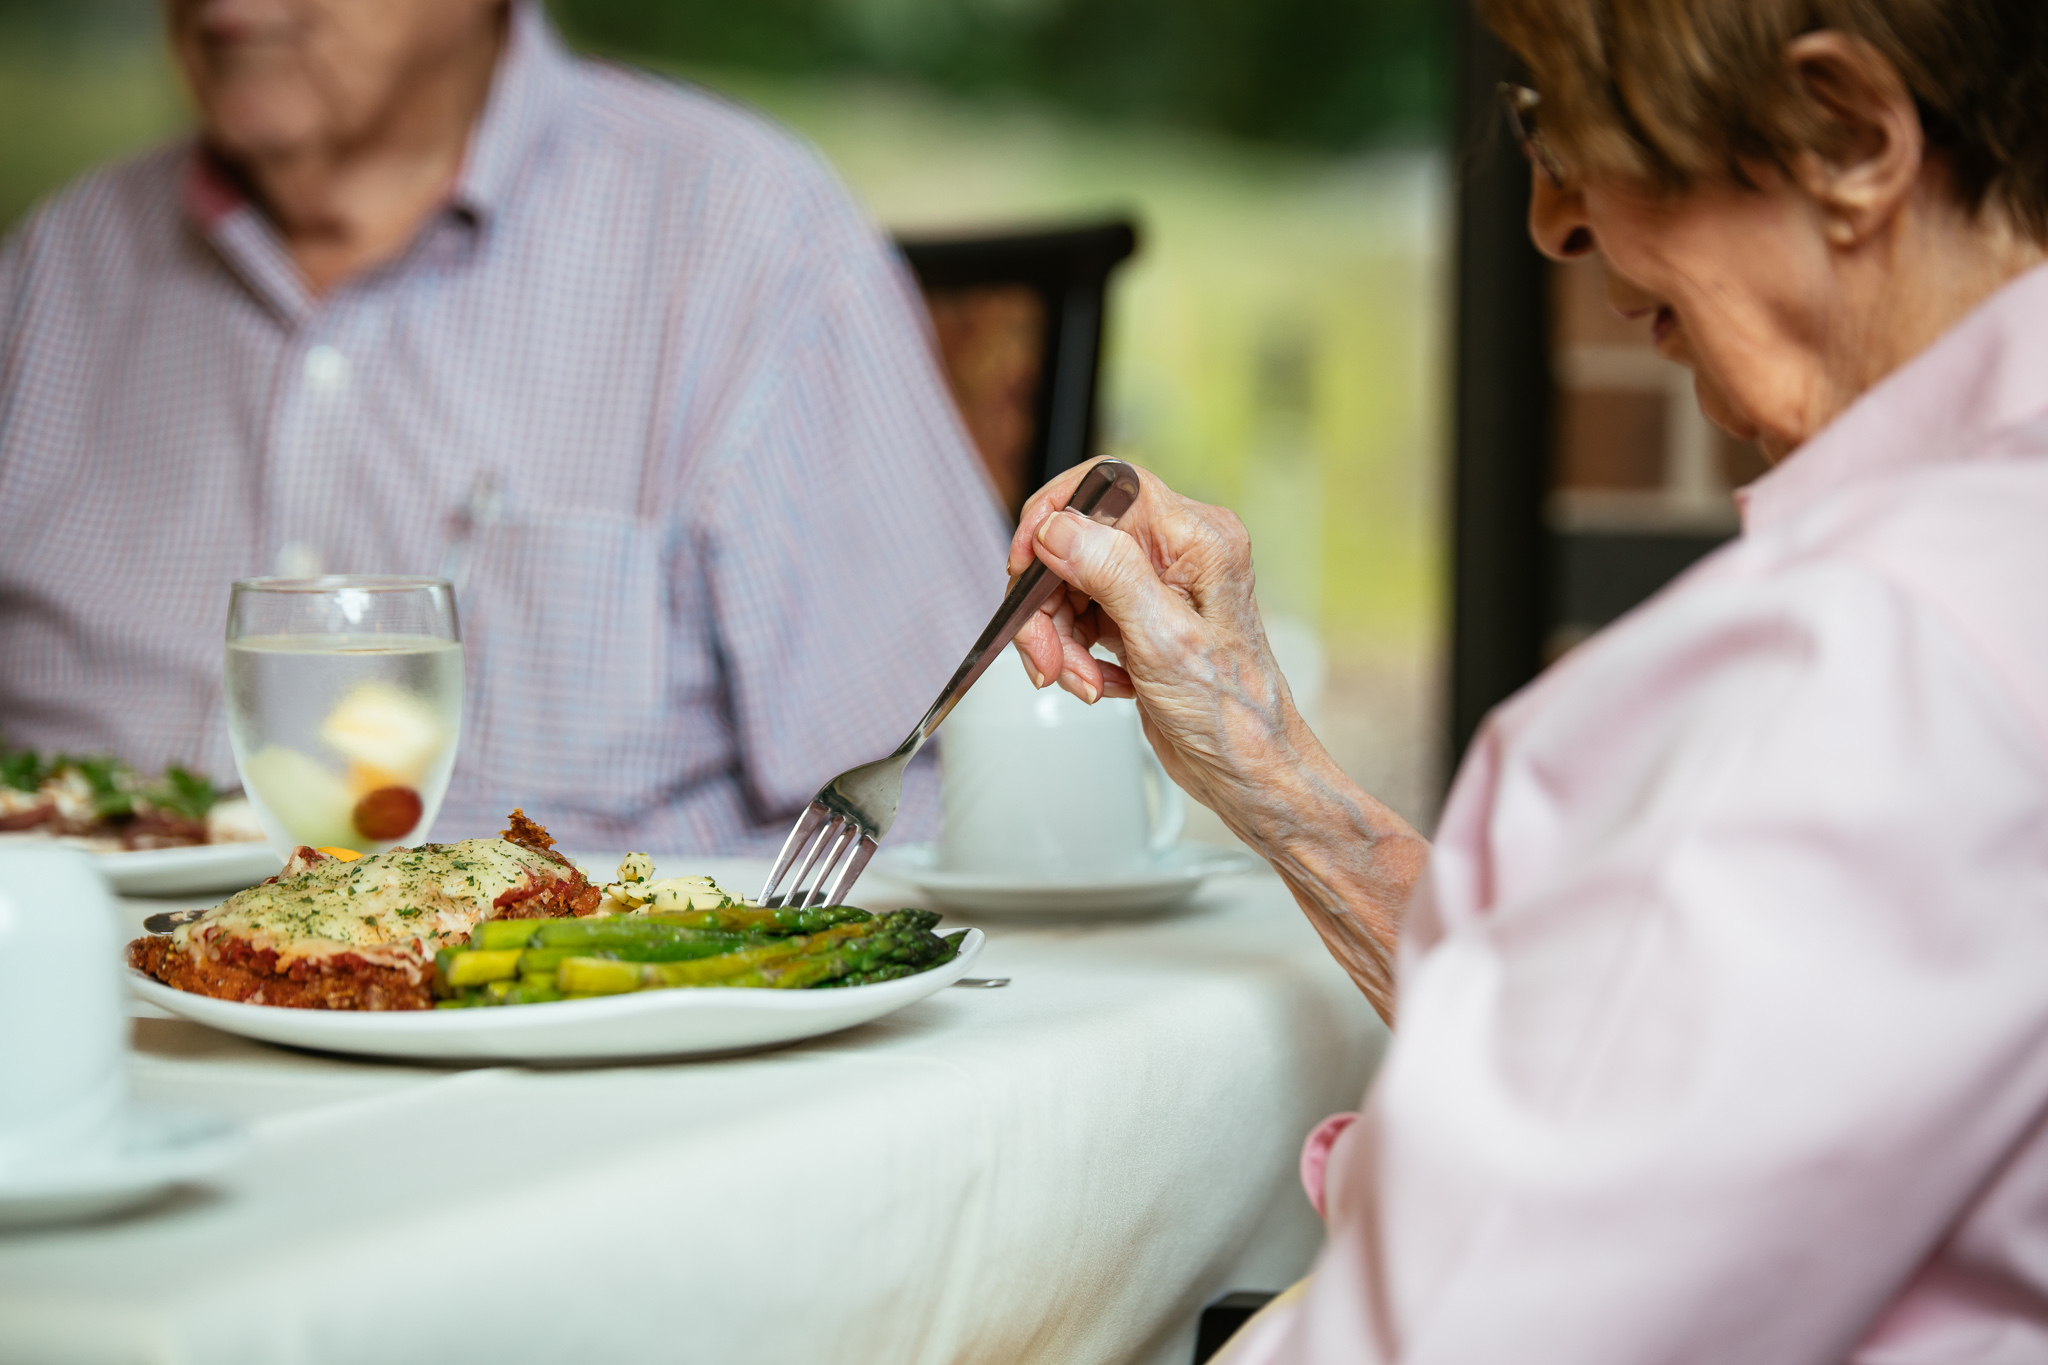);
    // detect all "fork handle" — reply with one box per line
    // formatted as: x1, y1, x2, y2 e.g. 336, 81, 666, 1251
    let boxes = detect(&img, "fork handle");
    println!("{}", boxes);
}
904, 459, 1143, 750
